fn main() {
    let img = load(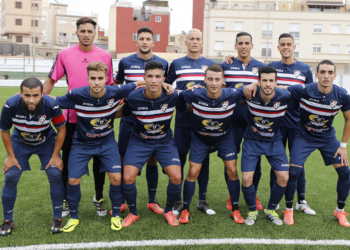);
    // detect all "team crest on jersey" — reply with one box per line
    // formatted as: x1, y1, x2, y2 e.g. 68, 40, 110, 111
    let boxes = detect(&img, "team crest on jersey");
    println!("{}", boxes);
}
222, 101, 229, 110
309, 115, 328, 126
90, 118, 111, 130
186, 82, 196, 89
273, 102, 280, 110
20, 132, 41, 142
160, 104, 168, 112
144, 123, 164, 134
38, 115, 46, 124
107, 99, 115, 107
235, 83, 244, 88
330, 100, 338, 109
254, 117, 273, 129
294, 70, 301, 78
201, 65, 208, 72
202, 119, 223, 130
252, 67, 259, 75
